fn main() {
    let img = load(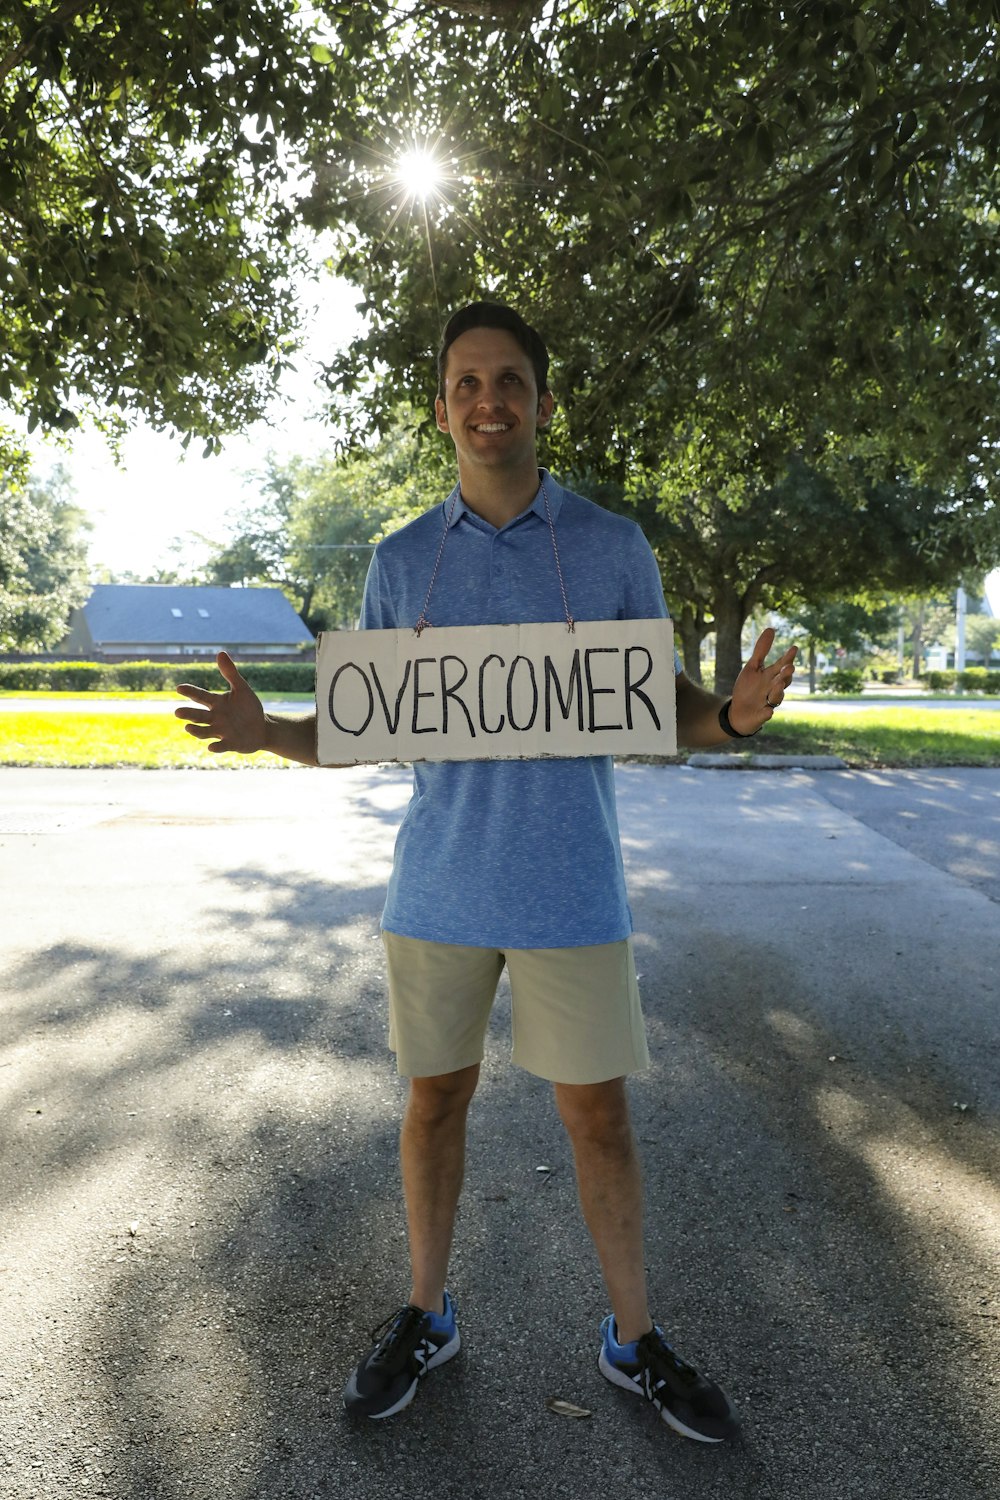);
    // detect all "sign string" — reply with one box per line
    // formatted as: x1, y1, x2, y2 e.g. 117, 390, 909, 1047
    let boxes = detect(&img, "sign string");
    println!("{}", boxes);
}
414, 474, 575, 635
